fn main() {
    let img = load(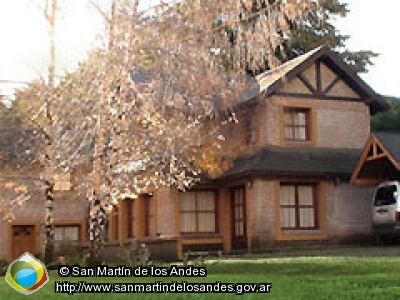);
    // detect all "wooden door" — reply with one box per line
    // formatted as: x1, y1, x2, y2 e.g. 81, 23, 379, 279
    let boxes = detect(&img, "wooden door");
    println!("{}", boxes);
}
12, 225, 36, 259
230, 186, 247, 250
